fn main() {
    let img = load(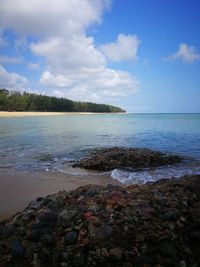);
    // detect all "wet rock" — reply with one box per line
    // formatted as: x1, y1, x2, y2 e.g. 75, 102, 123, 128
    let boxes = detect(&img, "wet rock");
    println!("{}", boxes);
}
73, 147, 182, 171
